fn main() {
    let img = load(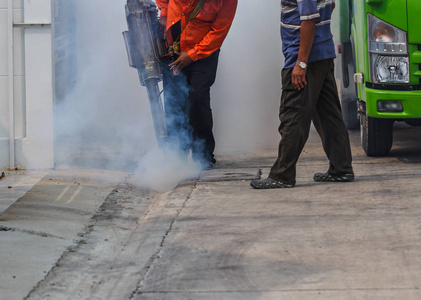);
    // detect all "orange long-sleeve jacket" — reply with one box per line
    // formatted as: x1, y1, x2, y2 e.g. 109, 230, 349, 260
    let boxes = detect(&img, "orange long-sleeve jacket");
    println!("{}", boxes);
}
155, 0, 237, 61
